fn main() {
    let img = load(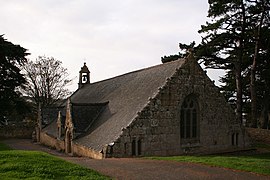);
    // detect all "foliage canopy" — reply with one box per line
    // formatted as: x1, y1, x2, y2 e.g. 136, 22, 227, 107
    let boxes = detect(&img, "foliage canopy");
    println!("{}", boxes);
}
0, 35, 30, 122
